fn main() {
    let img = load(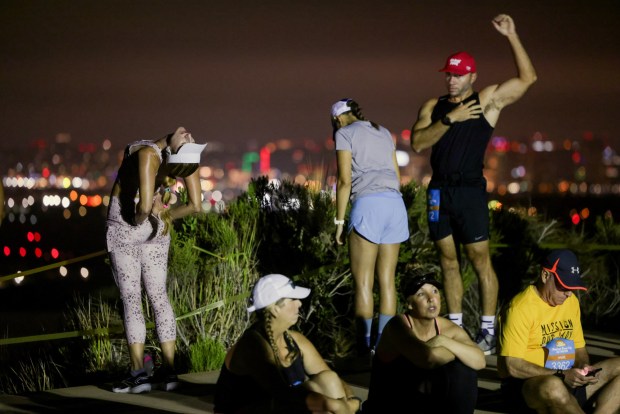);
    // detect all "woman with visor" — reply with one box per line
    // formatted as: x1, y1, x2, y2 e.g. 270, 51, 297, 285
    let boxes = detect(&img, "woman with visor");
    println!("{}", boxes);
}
106, 126, 206, 393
